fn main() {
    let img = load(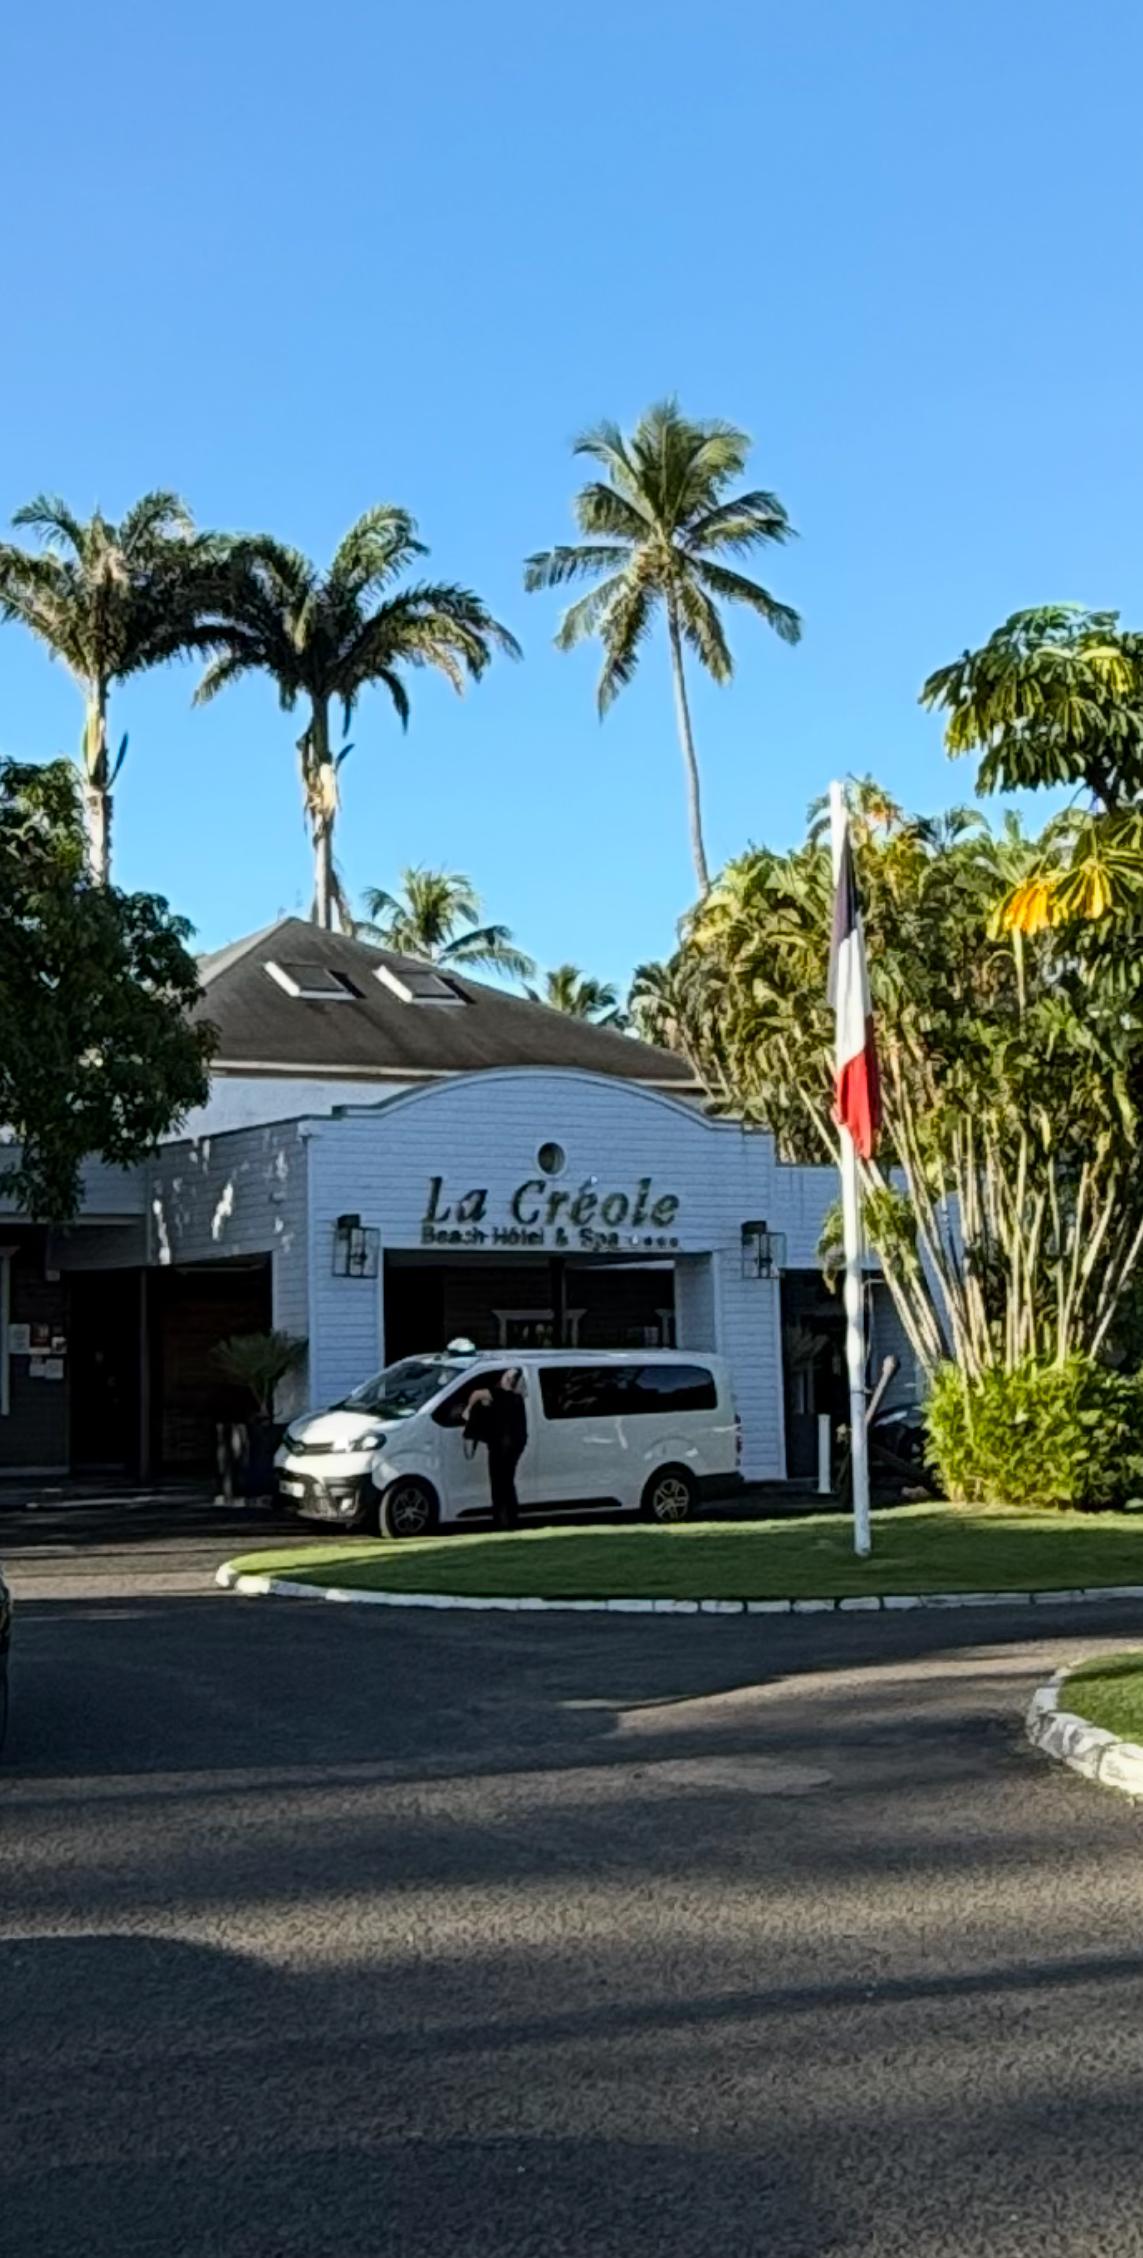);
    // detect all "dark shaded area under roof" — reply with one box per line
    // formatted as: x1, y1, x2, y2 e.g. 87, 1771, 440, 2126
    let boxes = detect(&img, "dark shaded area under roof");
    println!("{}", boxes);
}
195, 919, 696, 1085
